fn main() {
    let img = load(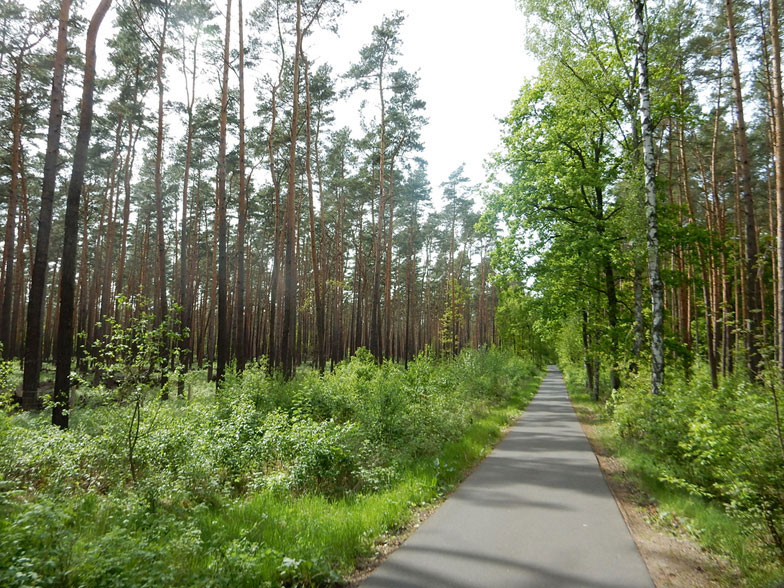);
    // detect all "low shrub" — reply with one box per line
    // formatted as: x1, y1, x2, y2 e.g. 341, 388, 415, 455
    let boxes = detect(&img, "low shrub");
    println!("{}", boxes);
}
0, 347, 539, 587
604, 363, 784, 583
